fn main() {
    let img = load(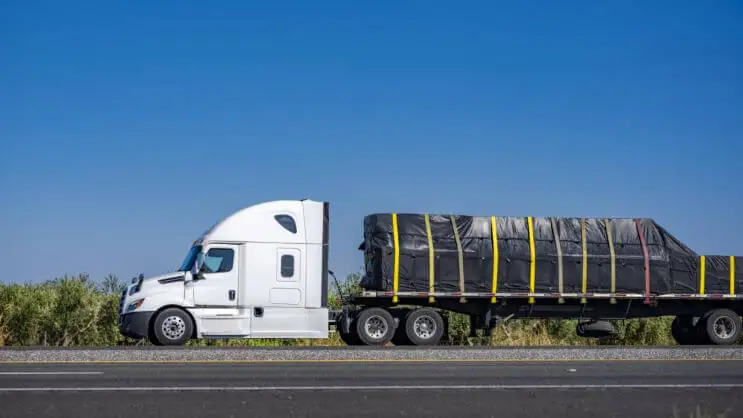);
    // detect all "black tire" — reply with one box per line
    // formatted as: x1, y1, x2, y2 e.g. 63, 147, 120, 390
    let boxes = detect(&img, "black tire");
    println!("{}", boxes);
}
338, 324, 363, 346
671, 315, 701, 345
404, 308, 445, 346
355, 307, 395, 346
150, 307, 194, 346
576, 320, 615, 338
700, 309, 742, 346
